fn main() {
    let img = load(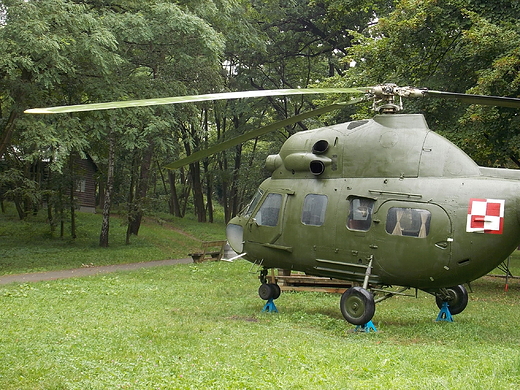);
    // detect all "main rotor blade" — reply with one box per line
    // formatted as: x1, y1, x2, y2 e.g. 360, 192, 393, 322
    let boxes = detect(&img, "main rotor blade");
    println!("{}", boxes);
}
423, 90, 520, 108
24, 88, 366, 114
165, 98, 366, 169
